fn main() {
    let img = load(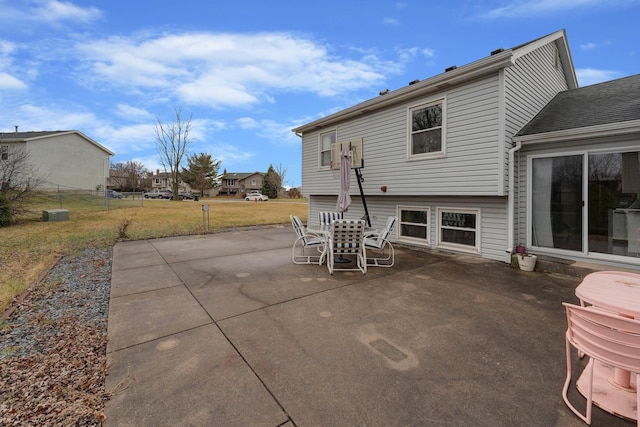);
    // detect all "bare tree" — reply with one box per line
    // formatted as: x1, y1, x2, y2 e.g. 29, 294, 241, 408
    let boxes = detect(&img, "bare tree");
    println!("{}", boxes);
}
109, 162, 129, 190
109, 160, 148, 191
0, 143, 46, 224
125, 160, 148, 192
154, 107, 192, 200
